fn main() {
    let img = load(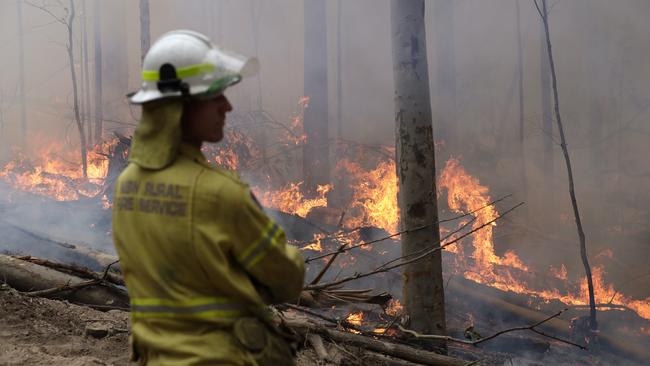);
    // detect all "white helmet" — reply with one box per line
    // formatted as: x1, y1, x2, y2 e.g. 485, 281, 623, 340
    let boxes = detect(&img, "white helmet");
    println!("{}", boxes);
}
129, 30, 258, 104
